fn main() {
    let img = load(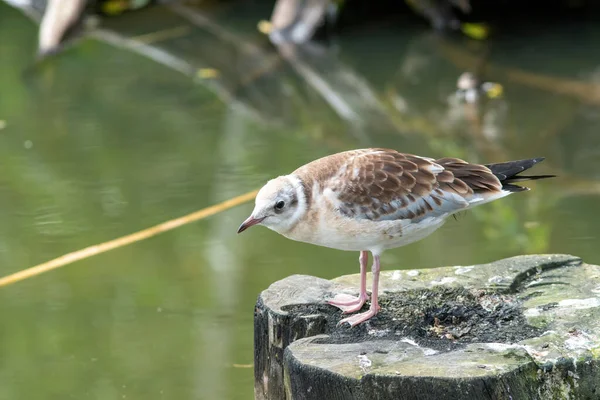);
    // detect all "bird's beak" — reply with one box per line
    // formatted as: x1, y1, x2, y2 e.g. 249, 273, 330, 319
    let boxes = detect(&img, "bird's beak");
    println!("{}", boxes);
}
237, 215, 265, 234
